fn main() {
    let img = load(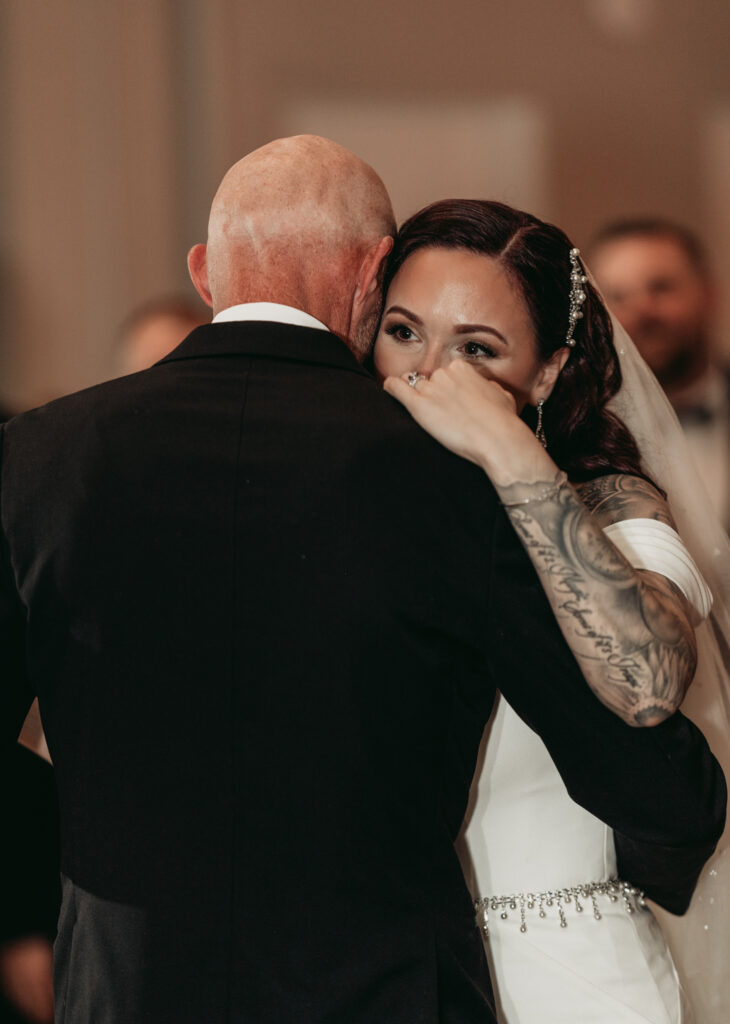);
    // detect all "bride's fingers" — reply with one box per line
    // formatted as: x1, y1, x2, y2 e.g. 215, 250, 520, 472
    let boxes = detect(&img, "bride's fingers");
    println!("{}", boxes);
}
439, 363, 518, 412
382, 374, 425, 409
384, 363, 515, 417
